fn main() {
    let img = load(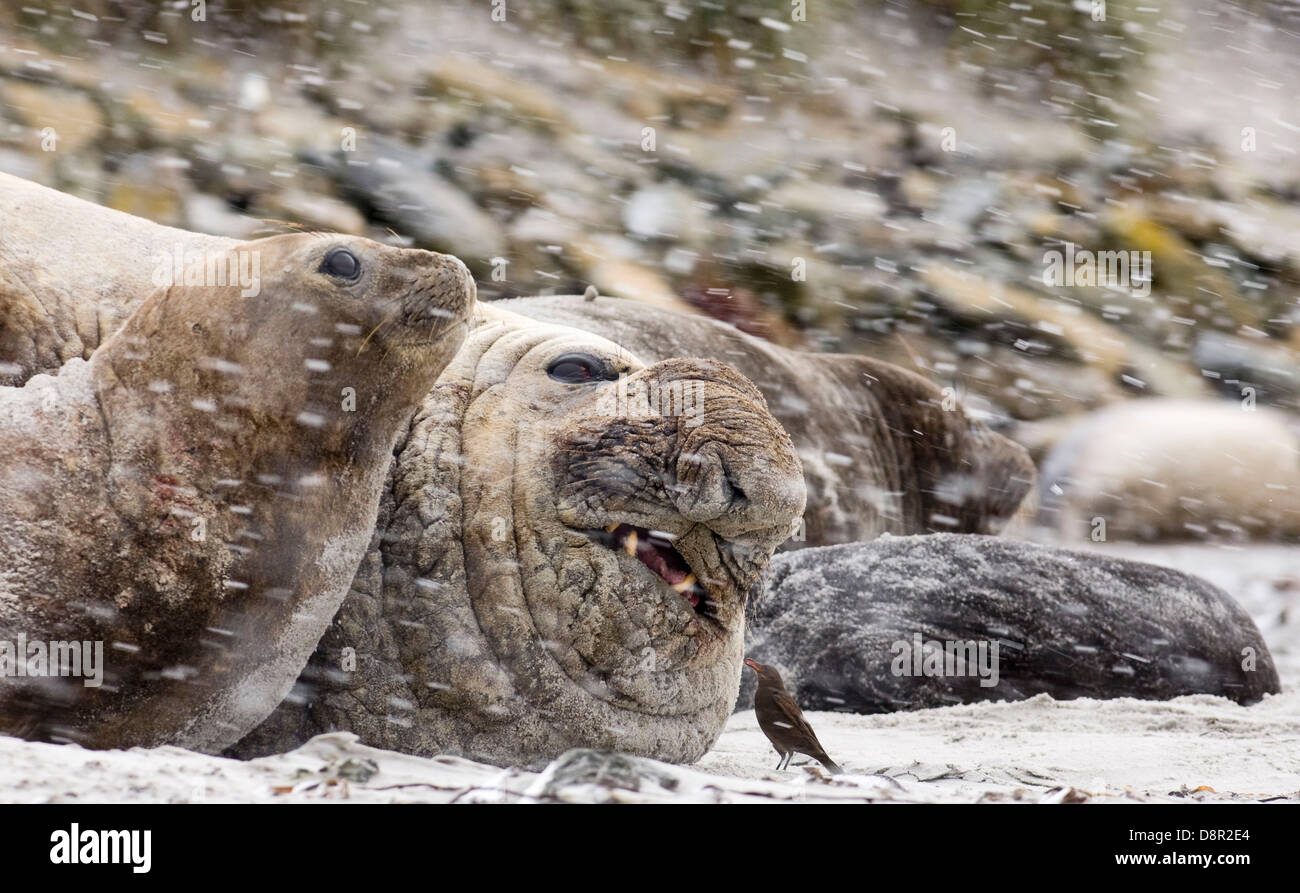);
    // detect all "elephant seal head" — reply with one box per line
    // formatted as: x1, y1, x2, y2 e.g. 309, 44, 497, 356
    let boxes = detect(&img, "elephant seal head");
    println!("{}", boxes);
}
252, 305, 807, 765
